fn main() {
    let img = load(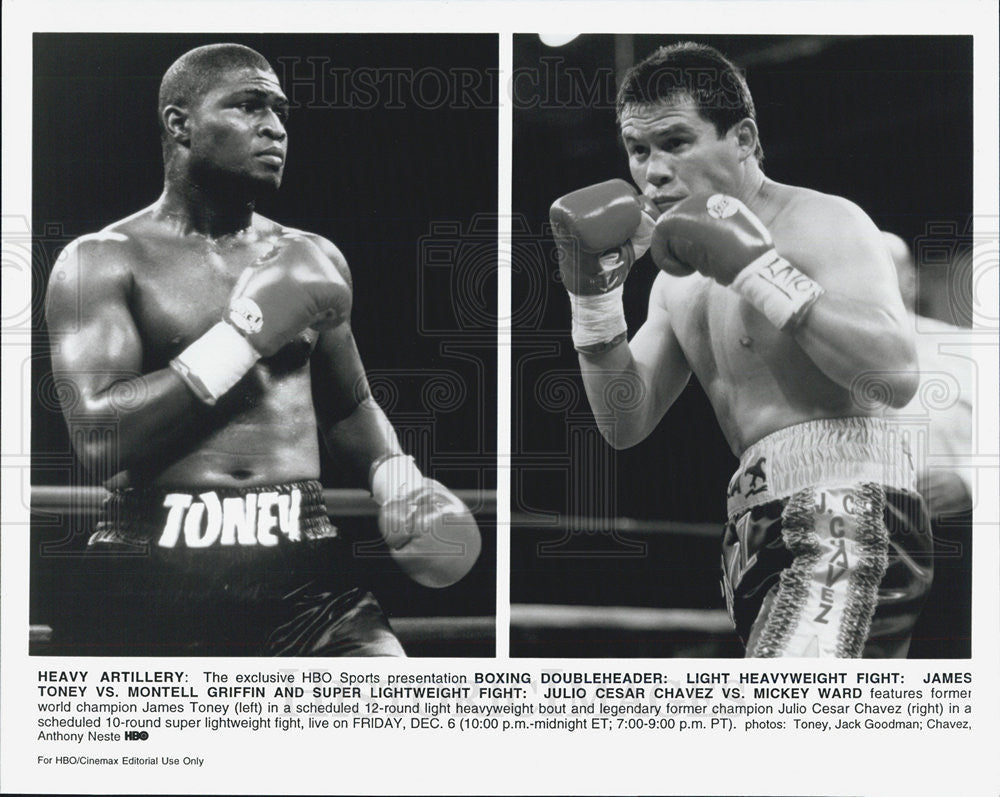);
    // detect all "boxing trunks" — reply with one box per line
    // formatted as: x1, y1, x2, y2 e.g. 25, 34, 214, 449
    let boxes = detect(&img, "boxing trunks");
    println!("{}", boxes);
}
721, 417, 933, 658
52, 480, 405, 657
